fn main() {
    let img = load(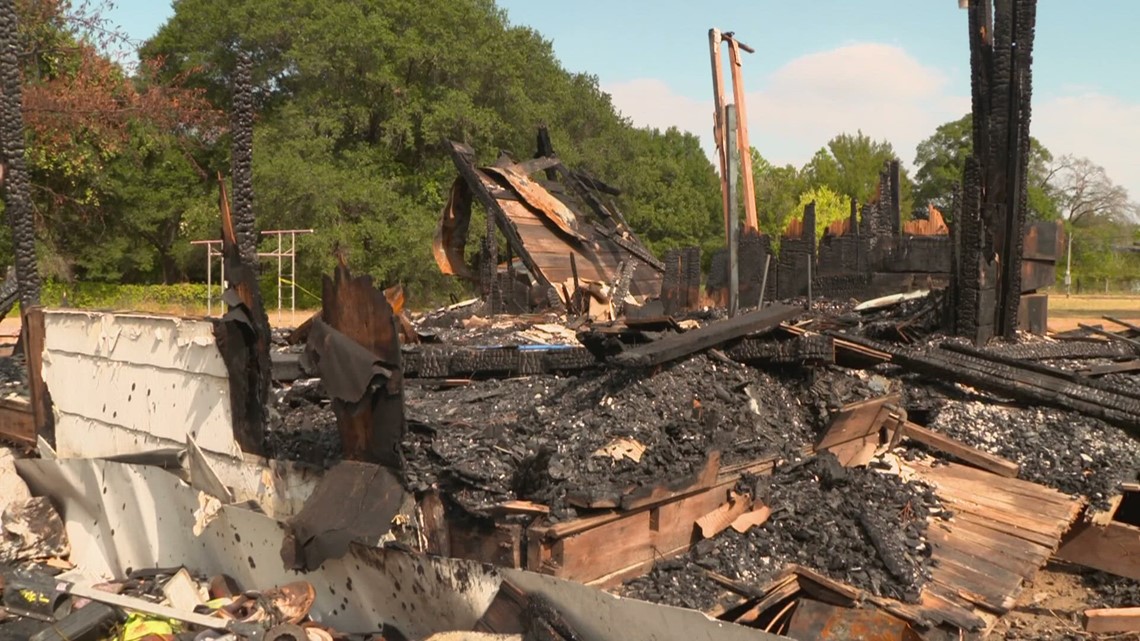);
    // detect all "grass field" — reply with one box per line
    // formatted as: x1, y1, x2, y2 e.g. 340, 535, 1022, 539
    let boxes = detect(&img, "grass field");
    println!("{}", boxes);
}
1046, 294, 1140, 331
